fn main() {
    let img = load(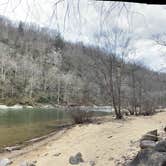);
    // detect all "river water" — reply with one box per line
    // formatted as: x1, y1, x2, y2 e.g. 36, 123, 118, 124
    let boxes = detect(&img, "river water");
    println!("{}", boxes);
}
0, 108, 70, 148
0, 107, 112, 148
